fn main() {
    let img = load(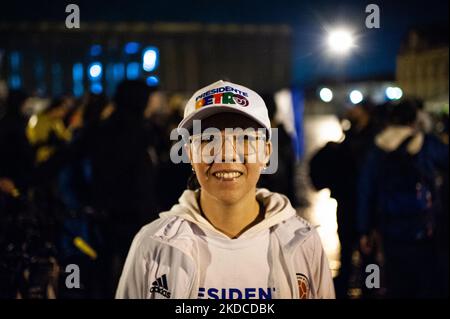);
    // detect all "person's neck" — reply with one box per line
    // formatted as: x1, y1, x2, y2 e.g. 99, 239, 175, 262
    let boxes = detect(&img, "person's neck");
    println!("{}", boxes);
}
199, 189, 262, 239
